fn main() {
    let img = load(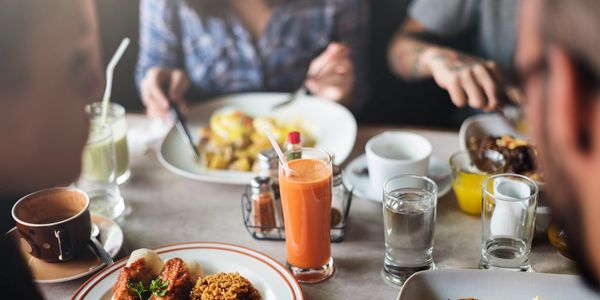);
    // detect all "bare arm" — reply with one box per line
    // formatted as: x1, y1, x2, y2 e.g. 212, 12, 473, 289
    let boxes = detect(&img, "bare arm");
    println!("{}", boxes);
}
388, 18, 508, 111
388, 18, 440, 80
